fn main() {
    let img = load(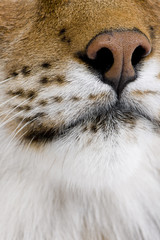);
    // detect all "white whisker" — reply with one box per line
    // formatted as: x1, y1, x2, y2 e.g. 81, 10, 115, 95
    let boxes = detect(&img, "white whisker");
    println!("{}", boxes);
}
24, 137, 35, 152
0, 110, 25, 129
0, 97, 31, 119
8, 116, 26, 138
0, 96, 18, 108
12, 117, 37, 138
4, 118, 37, 150
0, 78, 12, 85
